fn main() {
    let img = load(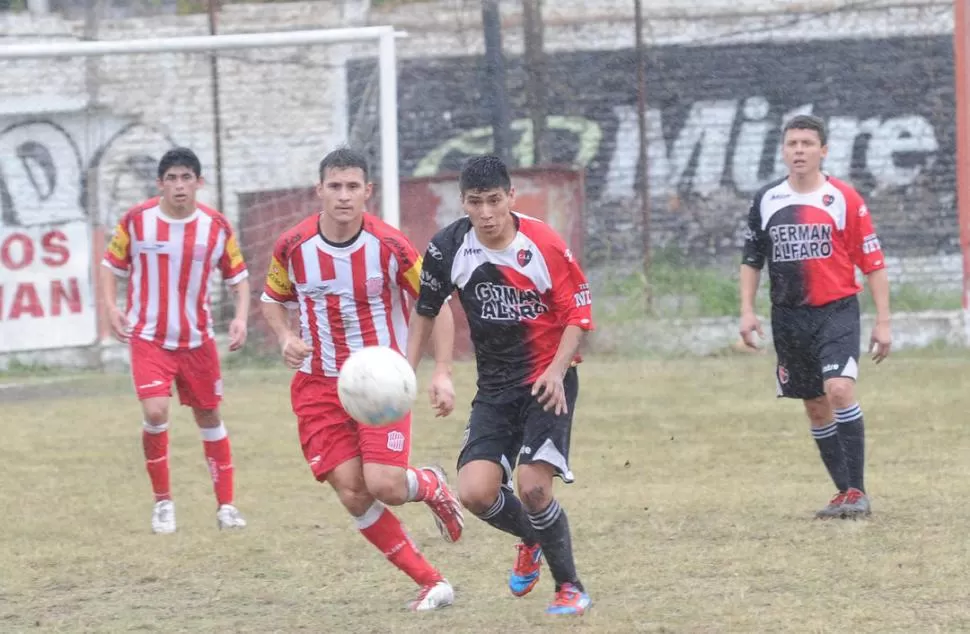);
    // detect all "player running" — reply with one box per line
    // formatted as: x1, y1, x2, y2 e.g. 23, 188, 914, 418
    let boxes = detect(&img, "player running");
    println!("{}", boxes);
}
259, 148, 463, 612
100, 147, 250, 534
738, 114, 892, 519
406, 155, 594, 615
